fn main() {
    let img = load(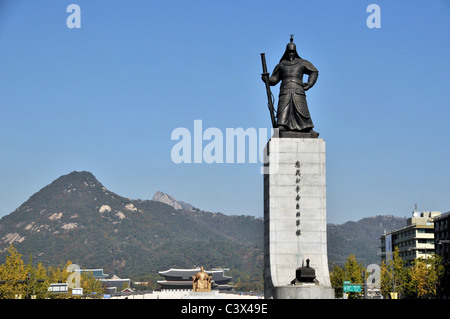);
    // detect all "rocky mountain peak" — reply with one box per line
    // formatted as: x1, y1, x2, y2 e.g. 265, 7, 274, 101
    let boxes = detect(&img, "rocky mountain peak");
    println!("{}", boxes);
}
152, 191, 195, 211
